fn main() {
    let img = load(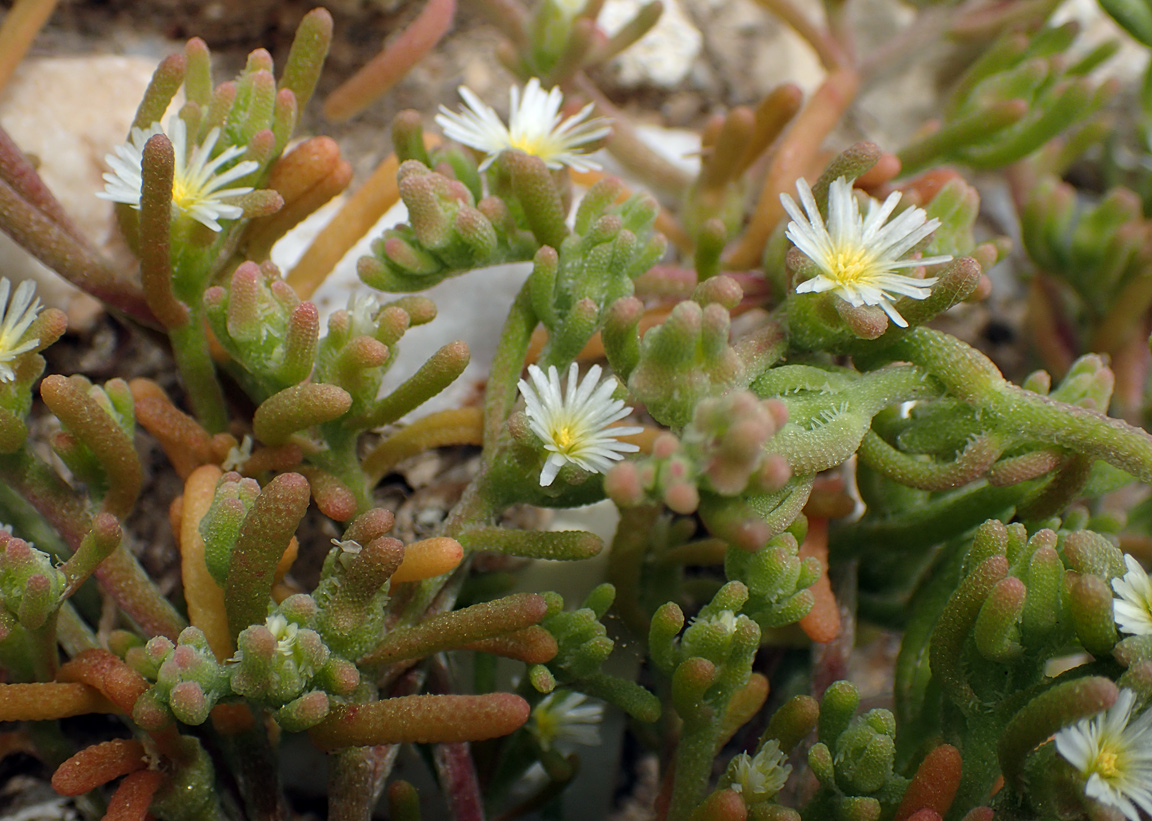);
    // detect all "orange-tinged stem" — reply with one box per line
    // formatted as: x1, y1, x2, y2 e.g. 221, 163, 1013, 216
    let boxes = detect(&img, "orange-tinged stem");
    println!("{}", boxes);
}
56, 651, 148, 715
55, 655, 186, 762
210, 702, 257, 735
363, 407, 484, 484
106, 769, 164, 821
798, 517, 841, 642
895, 744, 963, 821
285, 134, 440, 300
391, 536, 464, 583
0, 682, 117, 721
179, 465, 233, 660
285, 152, 399, 298
725, 68, 859, 270
323, 0, 456, 122
274, 536, 300, 588
309, 693, 529, 749
0, 0, 61, 97
51, 738, 146, 796
130, 378, 217, 479
462, 626, 559, 664
244, 157, 353, 261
